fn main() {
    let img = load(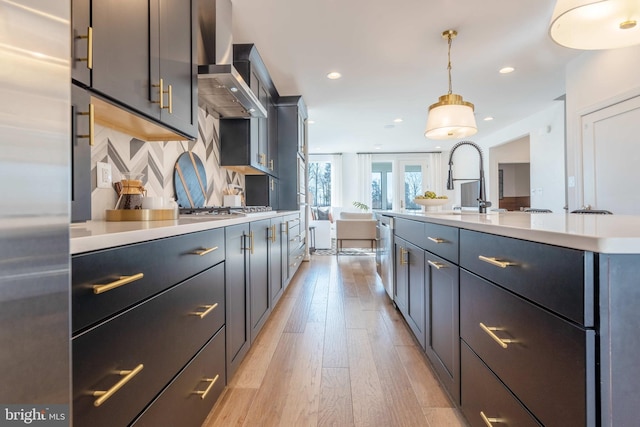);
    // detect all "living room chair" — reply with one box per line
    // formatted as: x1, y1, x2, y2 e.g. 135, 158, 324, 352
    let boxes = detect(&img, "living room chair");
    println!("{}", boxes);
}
335, 212, 377, 257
